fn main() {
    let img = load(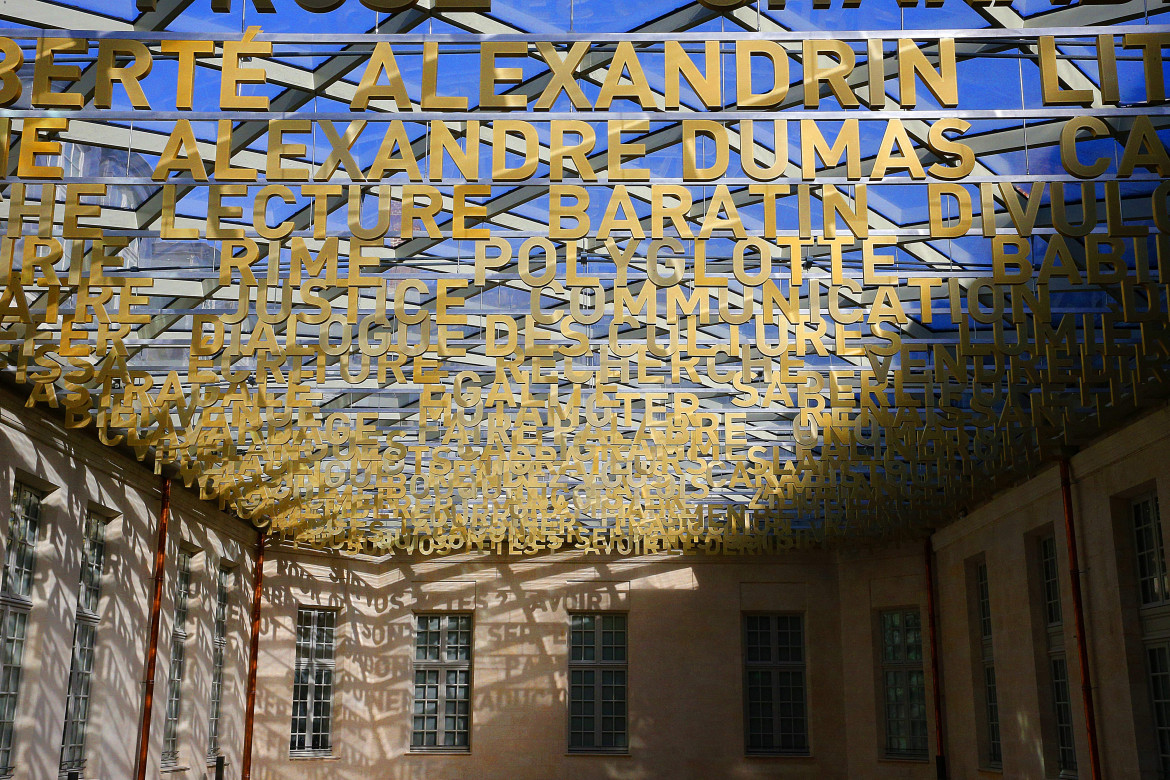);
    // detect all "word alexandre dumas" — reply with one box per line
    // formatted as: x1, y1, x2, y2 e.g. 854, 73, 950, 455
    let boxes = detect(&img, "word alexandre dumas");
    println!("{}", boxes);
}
1, 26, 1168, 556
